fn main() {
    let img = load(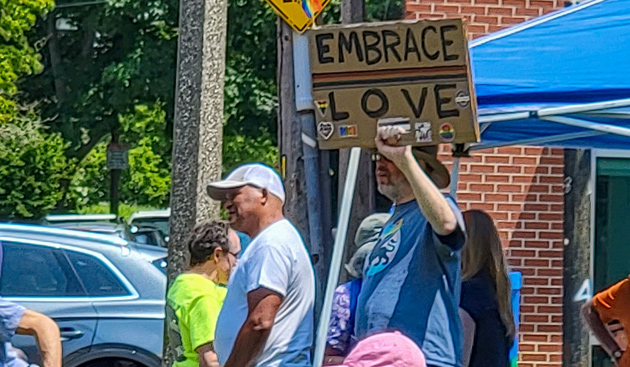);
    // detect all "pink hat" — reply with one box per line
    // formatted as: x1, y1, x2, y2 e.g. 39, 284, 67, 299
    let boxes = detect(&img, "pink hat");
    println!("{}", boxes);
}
330, 331, 427, 367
